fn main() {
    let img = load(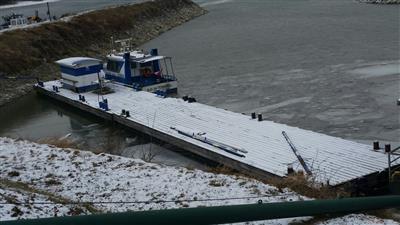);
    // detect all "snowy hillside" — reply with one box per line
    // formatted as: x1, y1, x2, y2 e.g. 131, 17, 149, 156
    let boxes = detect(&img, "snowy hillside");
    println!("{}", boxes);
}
0, 137, 398, 224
